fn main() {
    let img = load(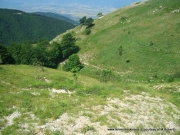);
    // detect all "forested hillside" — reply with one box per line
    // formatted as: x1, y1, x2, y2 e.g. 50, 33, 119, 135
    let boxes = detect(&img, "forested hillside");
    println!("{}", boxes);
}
34, 12, 79, 25
0, 9, 76, 45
